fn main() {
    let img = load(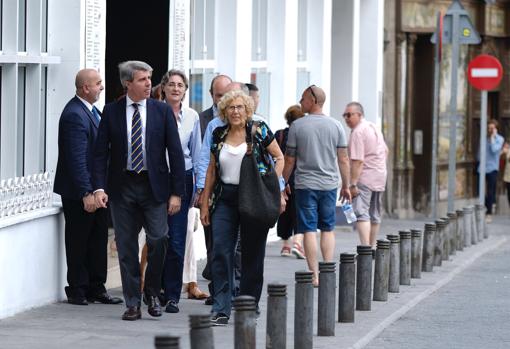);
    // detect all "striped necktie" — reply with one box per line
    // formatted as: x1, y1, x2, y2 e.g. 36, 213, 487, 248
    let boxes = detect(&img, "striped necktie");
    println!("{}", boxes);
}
131, 103, 144, 173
